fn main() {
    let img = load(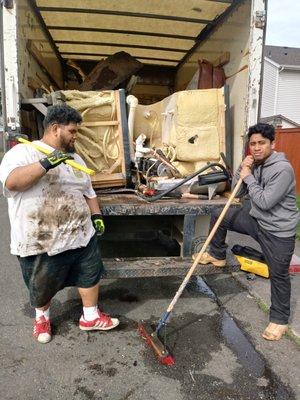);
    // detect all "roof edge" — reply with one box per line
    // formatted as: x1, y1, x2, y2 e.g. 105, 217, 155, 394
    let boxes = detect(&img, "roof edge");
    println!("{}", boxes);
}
260, 114, 300, 127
